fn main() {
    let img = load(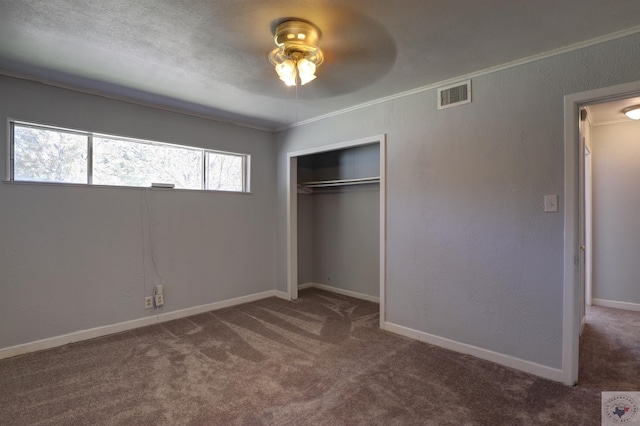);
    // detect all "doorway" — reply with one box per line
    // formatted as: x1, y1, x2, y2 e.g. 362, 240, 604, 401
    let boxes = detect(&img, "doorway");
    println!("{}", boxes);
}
582, 98, 640, 312
286, 134, 386, 327
563, 80, 640, 385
